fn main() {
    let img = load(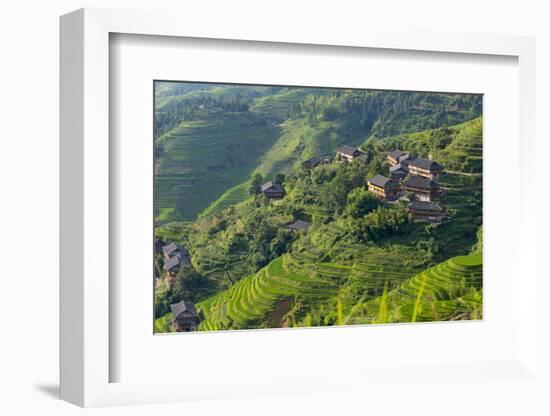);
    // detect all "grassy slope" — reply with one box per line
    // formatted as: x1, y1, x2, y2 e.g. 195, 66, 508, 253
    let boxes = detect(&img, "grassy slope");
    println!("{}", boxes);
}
252, 93, 482, 178
156, 84, 278, 112
194, 241, 426, 331
250, 88, 319, 123
347, 252, 482, 324
199, 181, 251, 218
187, 89, 331, 217
155, 109, 281, 222
156, 117, 483, 332
156, 87, 481, 222
154, 312, 173, 333
253, 118, 350, 177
